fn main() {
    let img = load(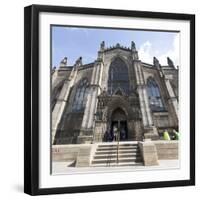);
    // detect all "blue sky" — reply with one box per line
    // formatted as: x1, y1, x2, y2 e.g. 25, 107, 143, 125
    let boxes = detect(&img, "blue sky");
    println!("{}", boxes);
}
51, 26, 179, 67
